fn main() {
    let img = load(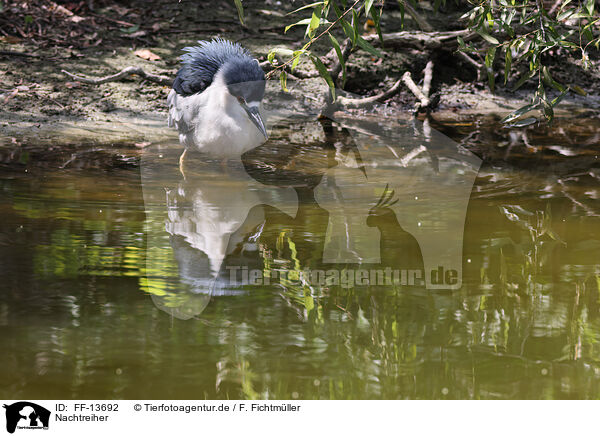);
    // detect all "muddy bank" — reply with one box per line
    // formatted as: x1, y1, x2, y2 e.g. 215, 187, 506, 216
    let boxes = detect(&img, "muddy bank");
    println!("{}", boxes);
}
1, 0, 600, 138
